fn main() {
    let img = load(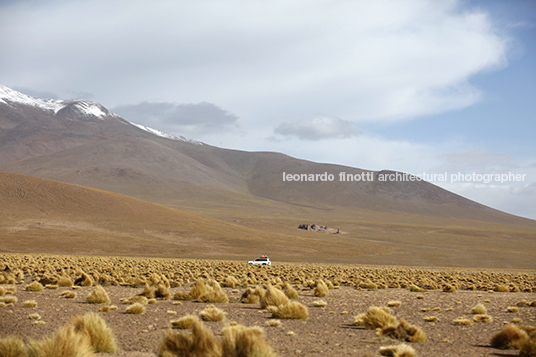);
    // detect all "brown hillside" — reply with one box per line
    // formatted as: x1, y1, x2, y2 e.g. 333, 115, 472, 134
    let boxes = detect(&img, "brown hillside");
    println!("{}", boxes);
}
1, 172, 535, 269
